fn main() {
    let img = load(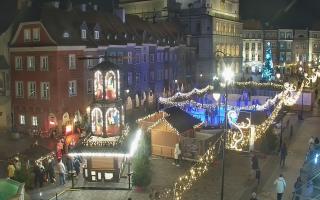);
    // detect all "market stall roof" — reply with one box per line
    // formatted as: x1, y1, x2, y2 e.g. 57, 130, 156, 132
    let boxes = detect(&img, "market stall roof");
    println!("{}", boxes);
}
19, 145, 52, 161
237, 110, 268, 125
89, 59, 119, 71
164, 106, 202, 134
